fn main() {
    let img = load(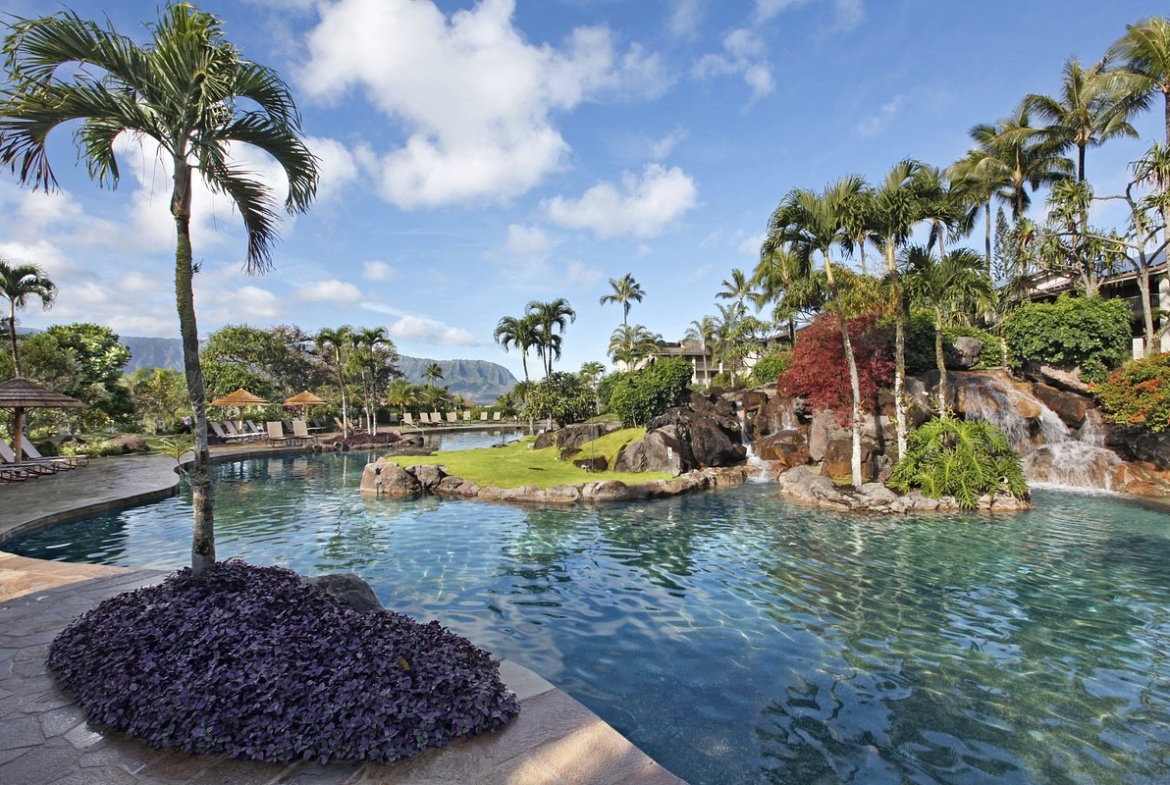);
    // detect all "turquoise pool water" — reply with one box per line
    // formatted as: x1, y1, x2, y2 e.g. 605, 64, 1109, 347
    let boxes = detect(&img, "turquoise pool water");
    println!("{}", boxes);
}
7, 450, 1170, 784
